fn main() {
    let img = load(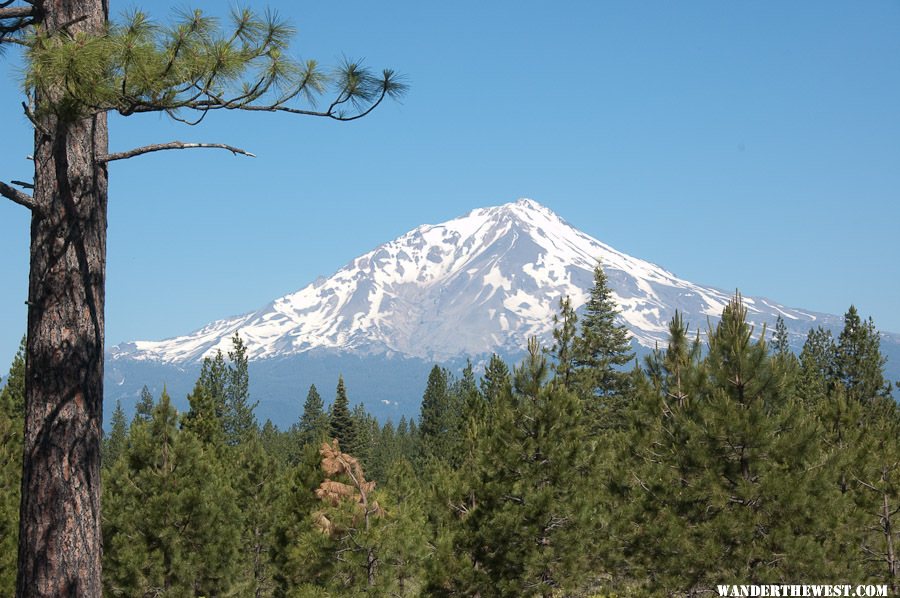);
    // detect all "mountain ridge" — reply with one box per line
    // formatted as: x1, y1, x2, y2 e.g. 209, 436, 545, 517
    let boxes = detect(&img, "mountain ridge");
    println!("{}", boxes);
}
112, 198, 863, 366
